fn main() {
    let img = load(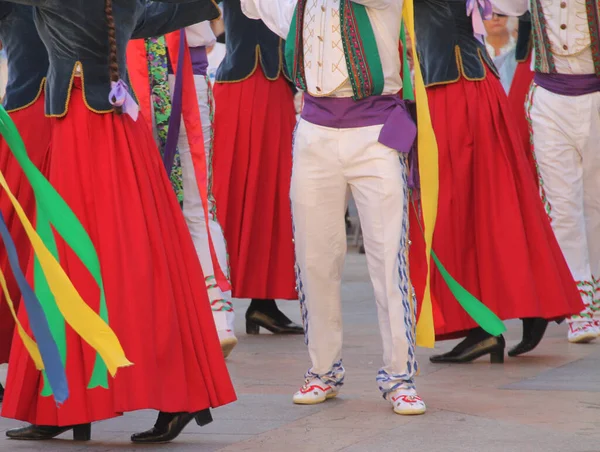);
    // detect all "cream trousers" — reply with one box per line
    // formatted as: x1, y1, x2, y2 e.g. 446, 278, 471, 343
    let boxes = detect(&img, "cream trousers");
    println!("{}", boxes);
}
527, 84, 600, 322
290, 118, 418, 396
